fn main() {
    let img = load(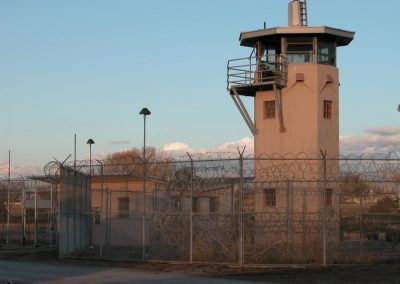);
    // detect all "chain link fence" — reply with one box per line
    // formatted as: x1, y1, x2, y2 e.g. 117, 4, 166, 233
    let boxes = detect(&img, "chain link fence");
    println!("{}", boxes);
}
0, 178, 56, 246
2, 152, 399, 265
